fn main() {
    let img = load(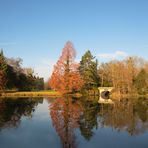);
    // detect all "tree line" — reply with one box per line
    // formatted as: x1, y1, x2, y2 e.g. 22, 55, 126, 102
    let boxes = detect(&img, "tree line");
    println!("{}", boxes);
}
49, 41, 148, 95
0, 50, 44, 91
1, 42, 147, 95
